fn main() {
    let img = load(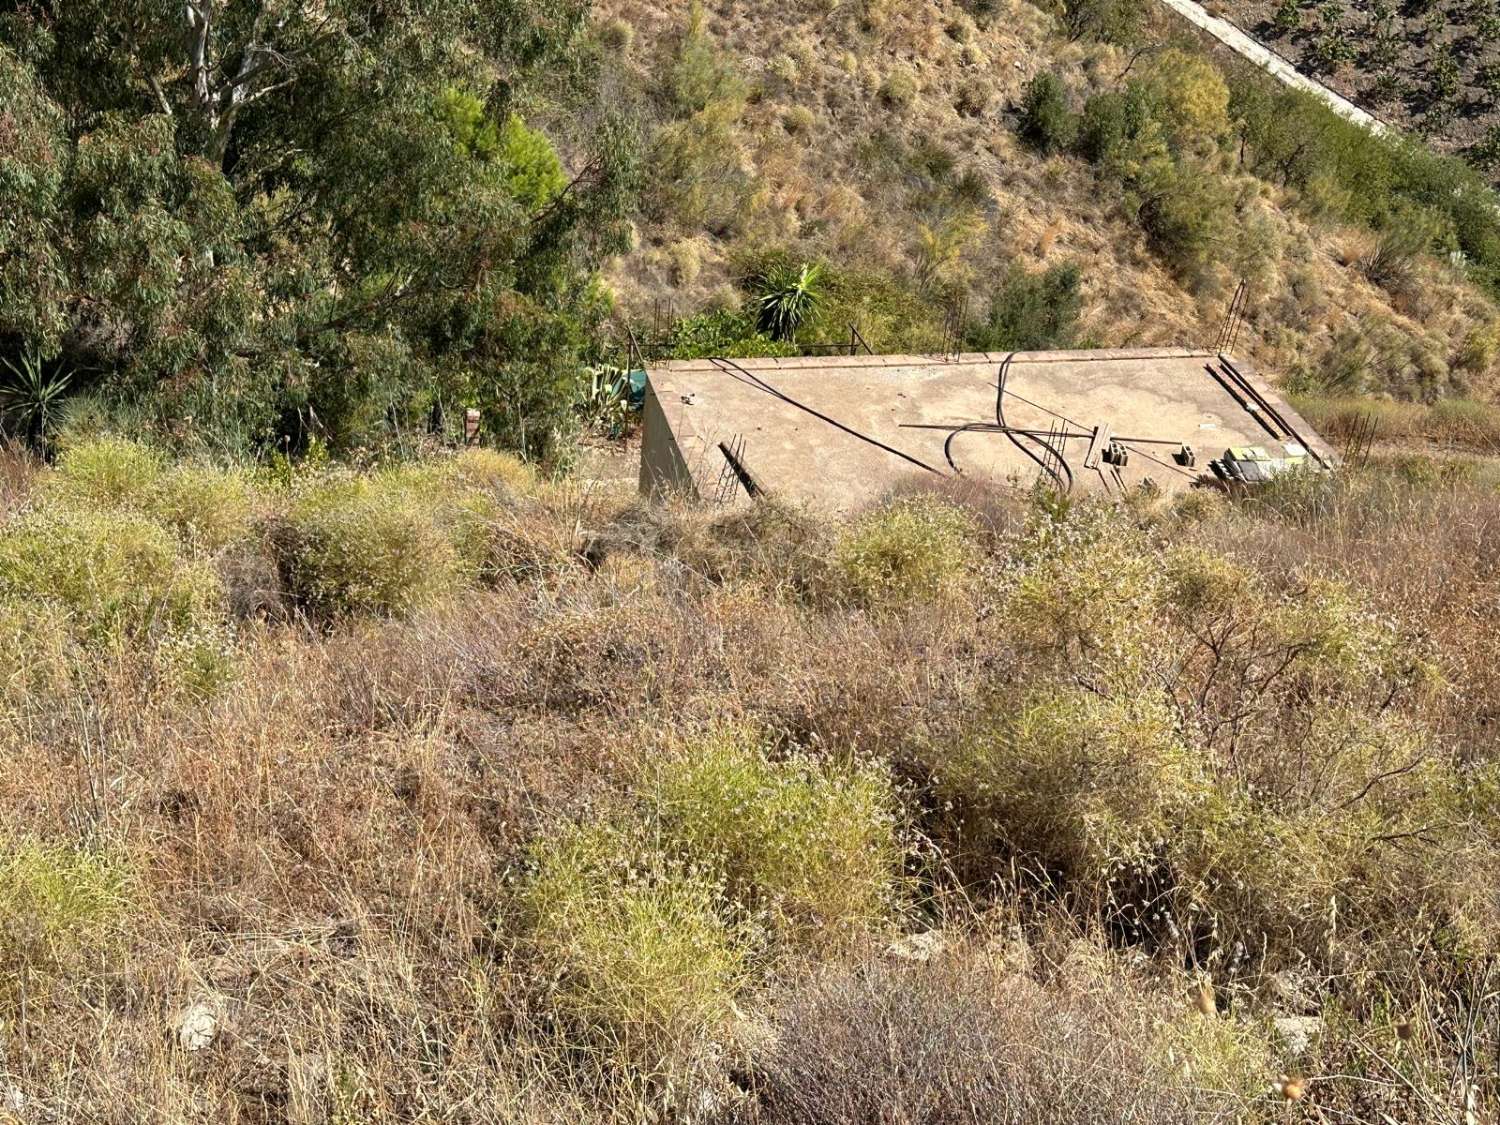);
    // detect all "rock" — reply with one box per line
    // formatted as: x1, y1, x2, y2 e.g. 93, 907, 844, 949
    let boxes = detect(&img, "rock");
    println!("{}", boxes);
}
1273, 1015, 1323, 1057
177, 998, 222, 1053
886, 930, 946, 963
1266, 970, 1319, 1014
